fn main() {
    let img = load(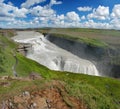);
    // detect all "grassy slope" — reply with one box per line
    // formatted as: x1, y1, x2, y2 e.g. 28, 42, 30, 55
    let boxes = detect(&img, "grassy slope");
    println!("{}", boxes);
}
0, 29, 120, 109
0, 30, 17, 76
